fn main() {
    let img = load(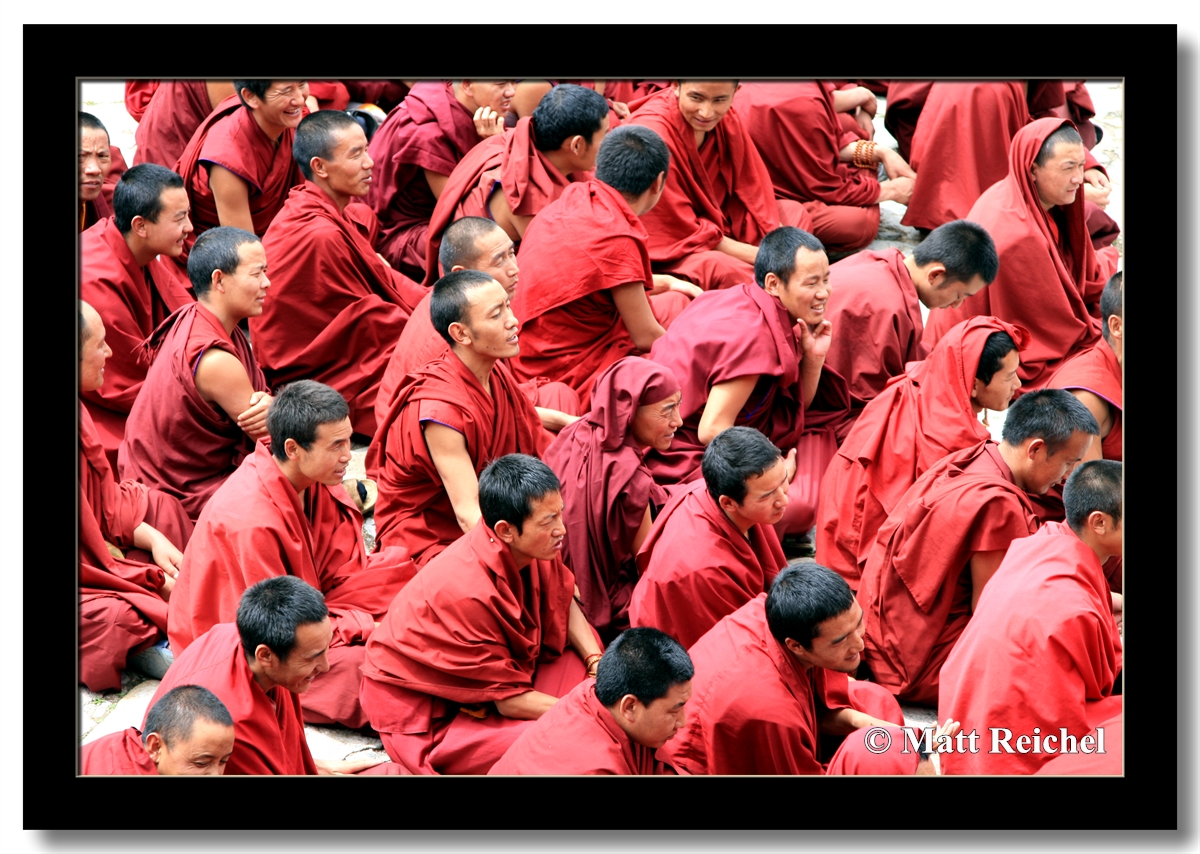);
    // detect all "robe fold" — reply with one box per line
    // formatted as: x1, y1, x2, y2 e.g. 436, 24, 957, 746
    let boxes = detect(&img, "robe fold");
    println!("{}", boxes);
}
825, 724, 921, 775
1048, 338, 1122, 461
882, 82, 933, 162
124, 81, 159, 122
939, 522, 1122, 775
1035, 711, 1122, 775
80, 728, 157, 775
133, 81, 217, 170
